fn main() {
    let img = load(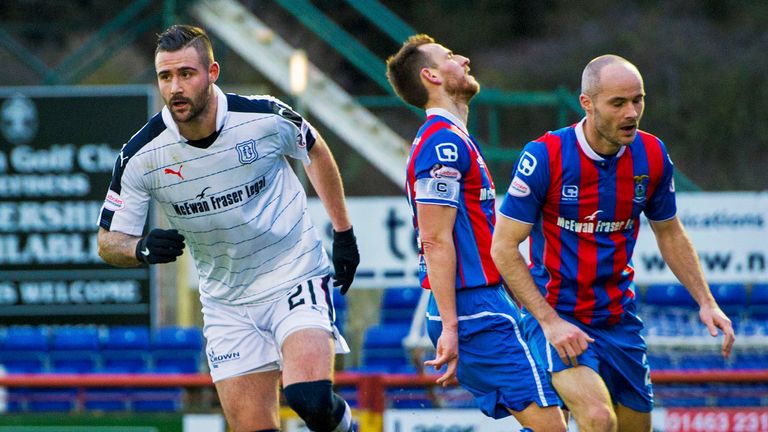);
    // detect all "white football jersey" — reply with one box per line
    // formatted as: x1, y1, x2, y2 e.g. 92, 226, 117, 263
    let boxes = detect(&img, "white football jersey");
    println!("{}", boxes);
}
99, 85, 331, 305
